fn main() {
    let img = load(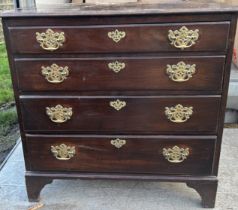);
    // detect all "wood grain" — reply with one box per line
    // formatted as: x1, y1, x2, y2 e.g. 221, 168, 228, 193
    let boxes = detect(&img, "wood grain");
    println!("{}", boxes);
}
19, 95, 221, 134
15, 56, 225, 92
25, 134, 216, 175
9, 22, 230, 54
